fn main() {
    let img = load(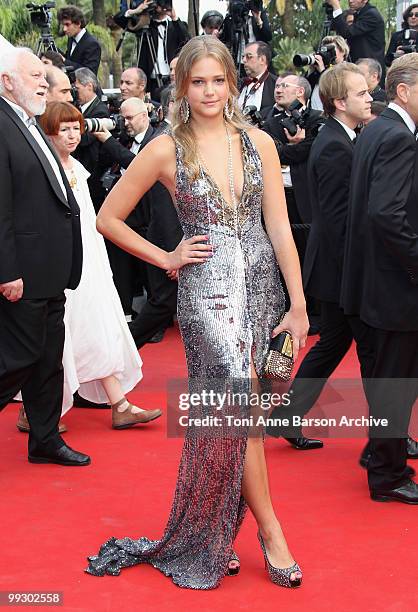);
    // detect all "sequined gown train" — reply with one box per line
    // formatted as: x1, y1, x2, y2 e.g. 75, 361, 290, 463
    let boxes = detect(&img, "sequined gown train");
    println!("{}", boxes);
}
86, 130, 285, 589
